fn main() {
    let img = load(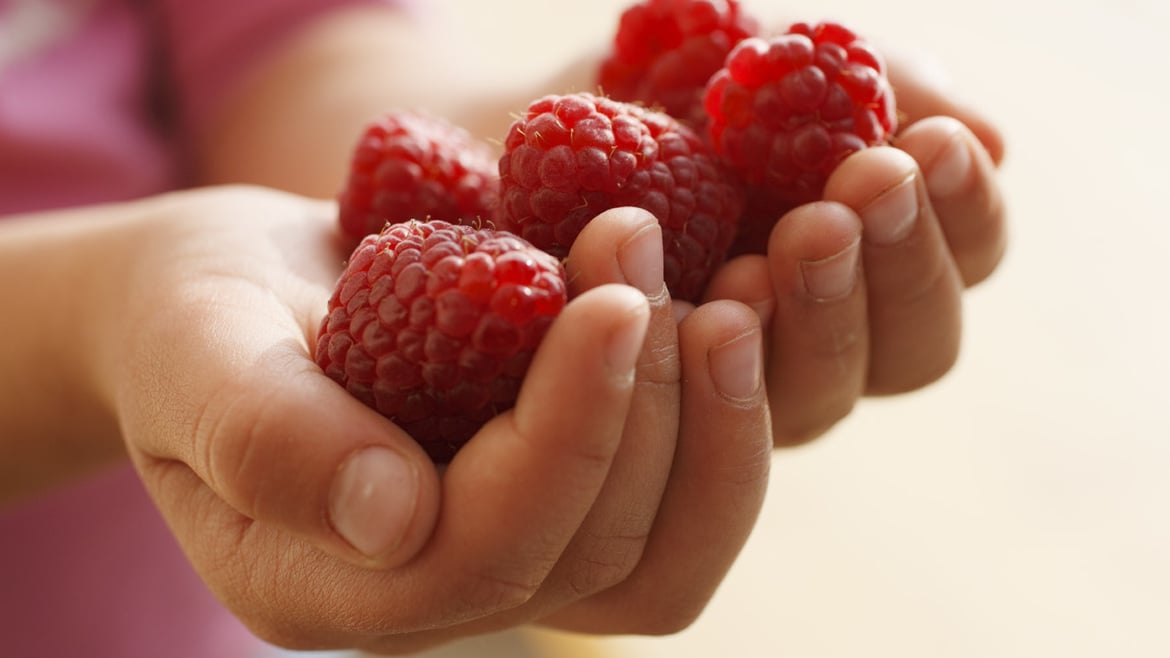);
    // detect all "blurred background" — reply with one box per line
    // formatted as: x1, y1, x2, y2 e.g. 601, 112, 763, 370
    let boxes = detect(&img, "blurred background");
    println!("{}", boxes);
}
408, 0, 1170, 656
